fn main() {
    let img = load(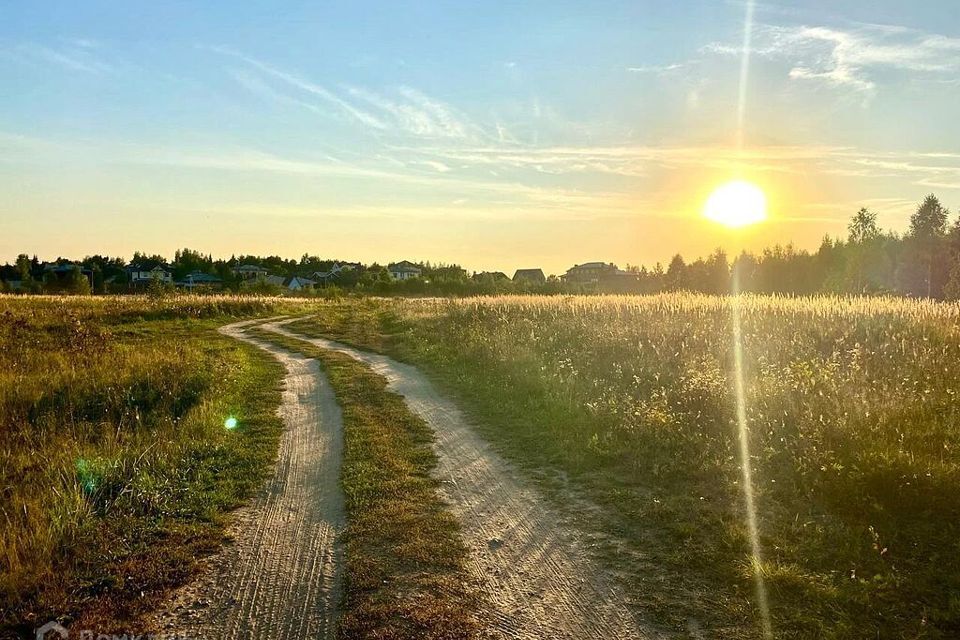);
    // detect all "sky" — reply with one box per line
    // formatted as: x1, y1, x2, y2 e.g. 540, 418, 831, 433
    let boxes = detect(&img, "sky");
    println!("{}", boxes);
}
2, 1, 959, 275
